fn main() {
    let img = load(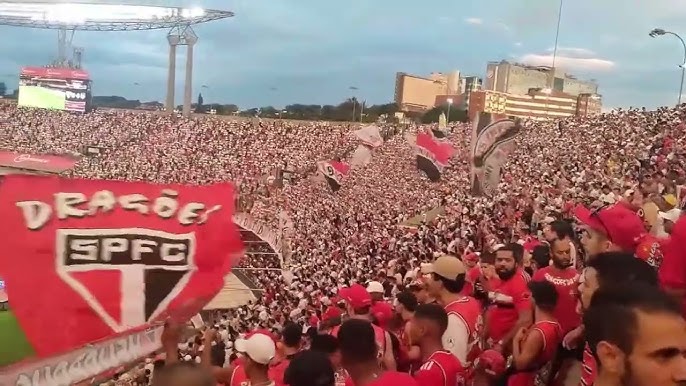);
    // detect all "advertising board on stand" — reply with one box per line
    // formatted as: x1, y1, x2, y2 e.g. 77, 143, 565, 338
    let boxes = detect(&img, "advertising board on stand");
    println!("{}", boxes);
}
0, 152, 78, 174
